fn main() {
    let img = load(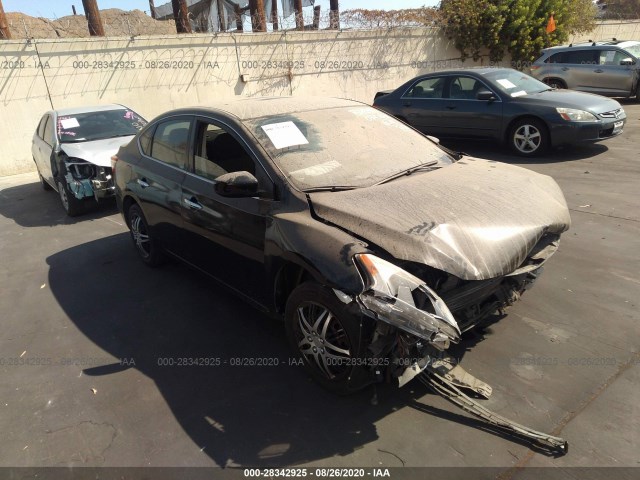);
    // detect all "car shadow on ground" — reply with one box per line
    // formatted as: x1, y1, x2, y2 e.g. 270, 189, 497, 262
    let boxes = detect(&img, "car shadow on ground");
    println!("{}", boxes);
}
0, 181, 118, 227
440, 140, 608, 165
45, 233, 542, 467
